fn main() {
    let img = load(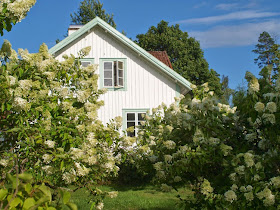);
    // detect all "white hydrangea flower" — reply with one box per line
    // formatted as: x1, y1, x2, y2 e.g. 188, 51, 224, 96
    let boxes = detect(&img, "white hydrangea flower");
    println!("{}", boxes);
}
8, 76, 16, 86
153, 162, 163, 171
44, 140, 55, 148
244, 152, 254, 167
165, 125, 173, 133
76, 90, 91, 102
70, 148, 84, 160
200, 179, 214, 196
262, 113, 275, 124
220, 144, 233, 156
13, 97, 29, 110
42, 154, 52, 164
43, 72, 56, 80
224, 190, 237, 203
245, 133, 257, 142
19, 79, 32, 90
231, 184, 238, 191
266, 102, 277, 113
270, 177, 280, 188
75, 162, 90, 176
148, 155, 158, 163
42, 165, 54, 175
256, 188, 275, 206
174, 176, 182, 182
164, 155, 172, 163
240, 186, 246, 192
96, 202, 104, 210
0, 159, 9, 167
244, 191, 254, 201
62, 170, 76, 184
248, 78, 259, 94
254, 102, 265, 112
5, 0, 36, 22
235, 165, 245, 175
209, 137, 220, 146
253, 174, 261, 181
108, 191, 118, 198
163, 140, 176, 149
